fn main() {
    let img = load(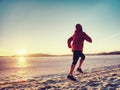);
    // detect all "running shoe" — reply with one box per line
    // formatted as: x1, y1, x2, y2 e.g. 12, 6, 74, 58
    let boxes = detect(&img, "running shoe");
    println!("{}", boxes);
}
77, 68, 83, 73
67, 75, 76, 81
